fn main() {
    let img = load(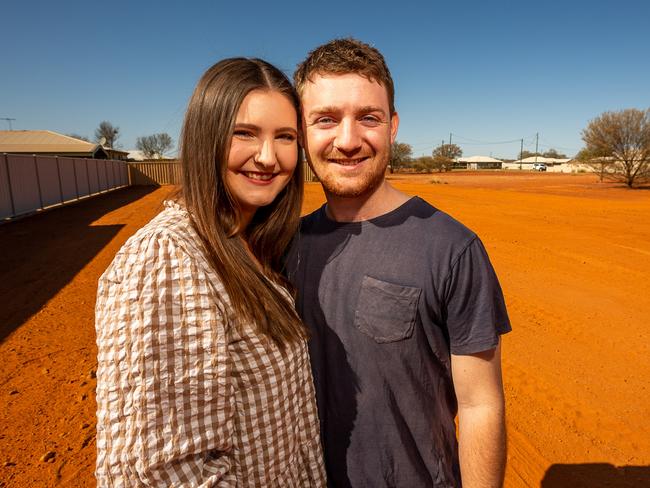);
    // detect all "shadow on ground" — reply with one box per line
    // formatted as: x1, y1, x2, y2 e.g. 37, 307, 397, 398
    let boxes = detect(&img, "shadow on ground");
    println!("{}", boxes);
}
542, 463, 650, 487
0, 186, 155, 343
